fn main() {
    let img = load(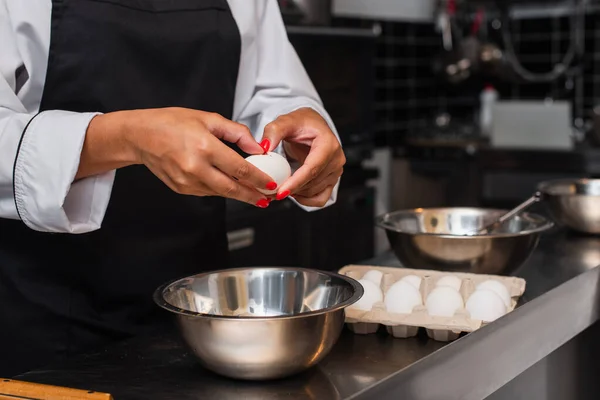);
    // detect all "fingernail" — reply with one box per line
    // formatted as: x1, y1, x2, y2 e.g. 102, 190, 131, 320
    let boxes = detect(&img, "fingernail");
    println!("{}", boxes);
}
266, 181, 277, 191
276, 190, 290, 201
260, 139, 270, 154
256, 199, 270, 208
